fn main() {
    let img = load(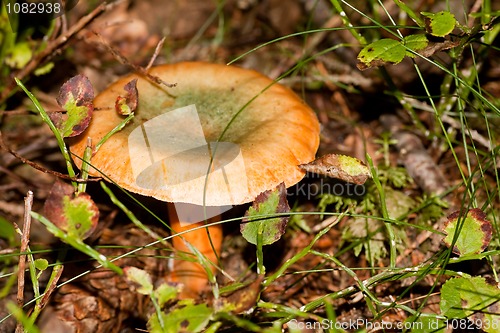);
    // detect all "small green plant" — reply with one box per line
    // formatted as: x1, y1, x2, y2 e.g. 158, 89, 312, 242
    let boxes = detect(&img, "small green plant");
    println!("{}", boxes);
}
2, 1, 498, 332
443, 208, 492, 256
123, 266, 213, 333
241, 183, 290, 275
315, 137, 415, 267
356, 9, 496, 70
441, 276, 500, 333
4, 76, 130, 331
